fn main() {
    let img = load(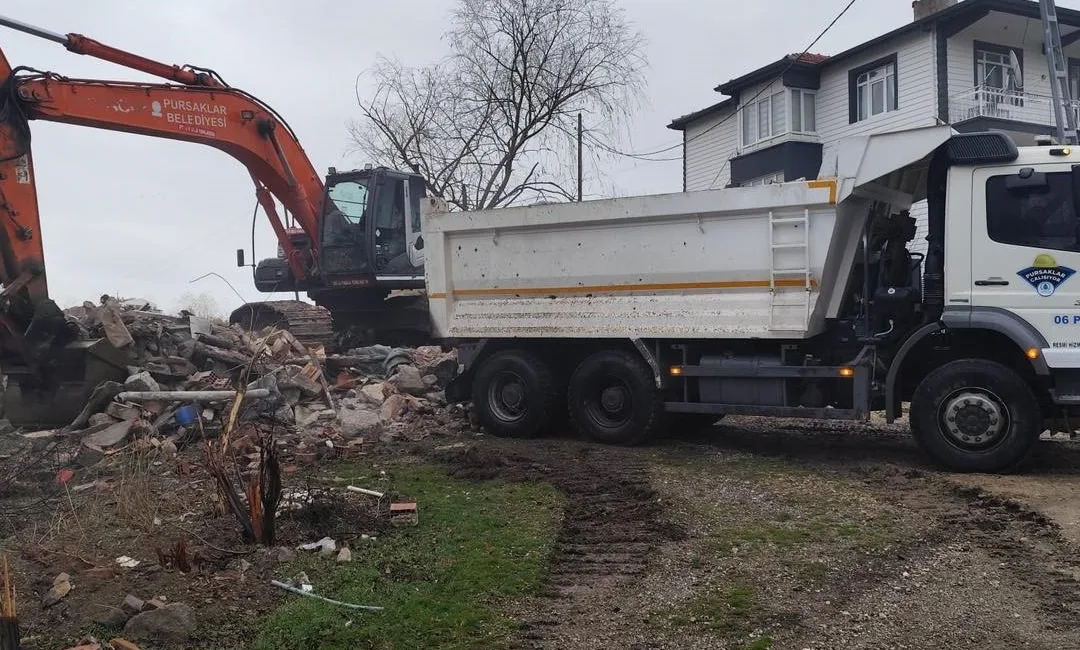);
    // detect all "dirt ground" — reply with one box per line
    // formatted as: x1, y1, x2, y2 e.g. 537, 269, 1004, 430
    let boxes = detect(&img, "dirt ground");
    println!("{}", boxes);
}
437, 417, 1080, 650
4, 413, 1080, 649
